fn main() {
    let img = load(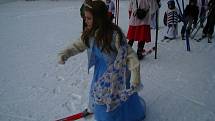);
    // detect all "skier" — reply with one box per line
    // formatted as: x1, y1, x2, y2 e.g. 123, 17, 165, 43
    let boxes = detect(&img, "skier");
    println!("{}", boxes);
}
202, 0, 215, 43
58, 1, 146, 121
105, 0, 115, 22
181, 0, 199, 40
163, 0, 181, 40
127, 0, 159, 60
